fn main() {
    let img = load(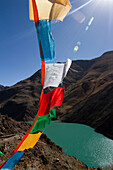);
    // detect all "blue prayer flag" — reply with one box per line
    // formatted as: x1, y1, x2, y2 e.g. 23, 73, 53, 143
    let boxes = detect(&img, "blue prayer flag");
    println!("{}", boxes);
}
36, 20, 55, 62
1, 151, 24, 170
